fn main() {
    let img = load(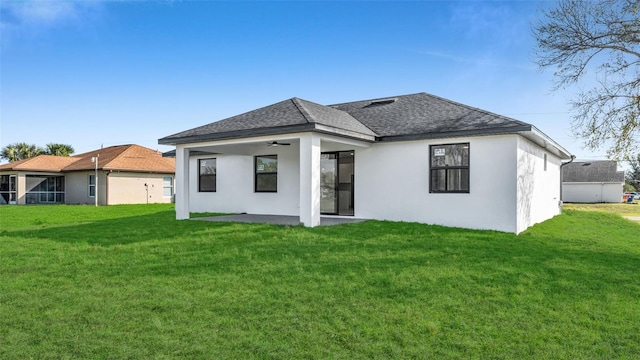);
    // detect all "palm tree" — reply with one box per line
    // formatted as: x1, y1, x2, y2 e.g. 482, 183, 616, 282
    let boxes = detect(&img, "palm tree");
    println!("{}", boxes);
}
0, 143, 44, 162
44, 143, 75, 156
1, 144, 19, 162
